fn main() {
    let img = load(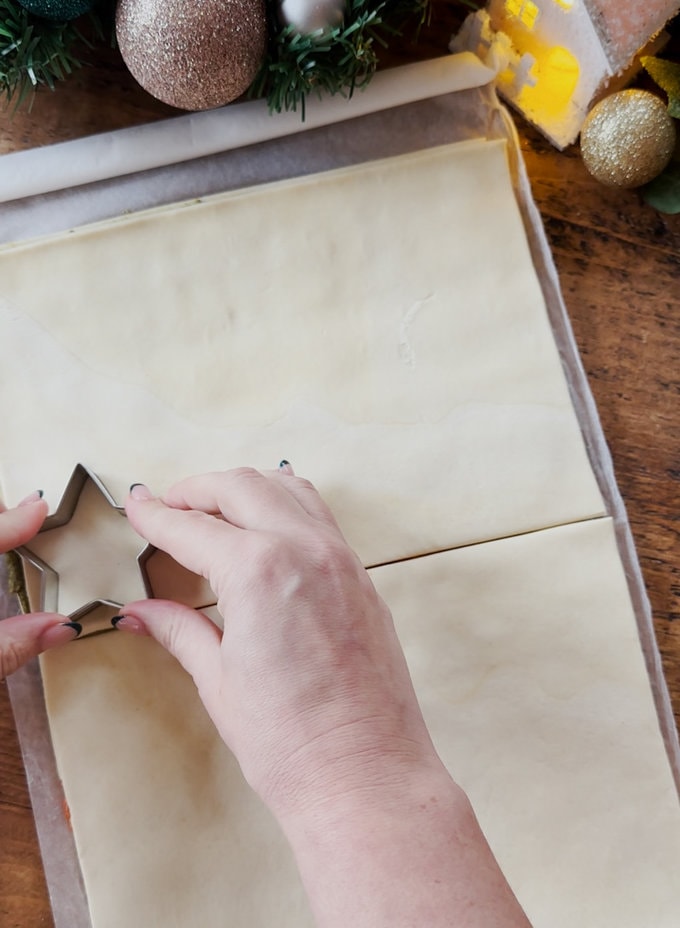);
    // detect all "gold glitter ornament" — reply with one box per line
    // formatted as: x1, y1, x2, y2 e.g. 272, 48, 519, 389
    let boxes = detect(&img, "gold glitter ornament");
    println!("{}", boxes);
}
580, 90, 676, 189
116, 0, 267, 111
